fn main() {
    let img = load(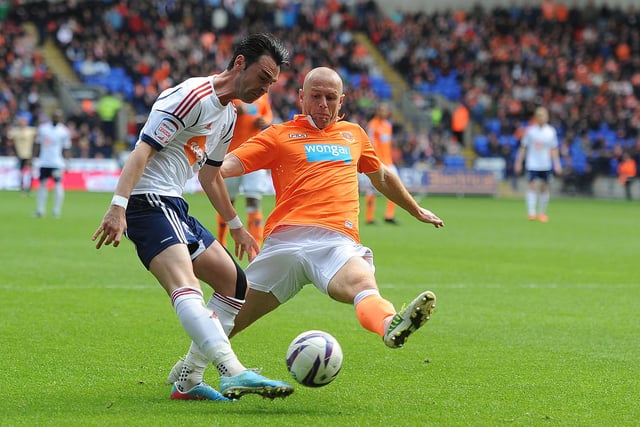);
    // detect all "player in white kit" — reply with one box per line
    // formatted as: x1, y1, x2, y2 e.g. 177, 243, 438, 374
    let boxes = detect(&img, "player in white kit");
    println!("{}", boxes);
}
515, 107, 563, 222
33, 110, 71, 218
92, 33, 292, 401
